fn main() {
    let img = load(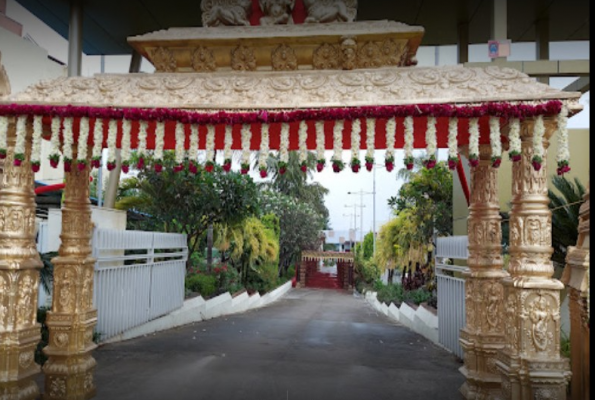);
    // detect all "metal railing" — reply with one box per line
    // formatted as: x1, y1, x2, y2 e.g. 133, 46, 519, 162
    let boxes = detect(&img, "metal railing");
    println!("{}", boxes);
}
92, 229, 188, 341
435, 236, 469, 359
